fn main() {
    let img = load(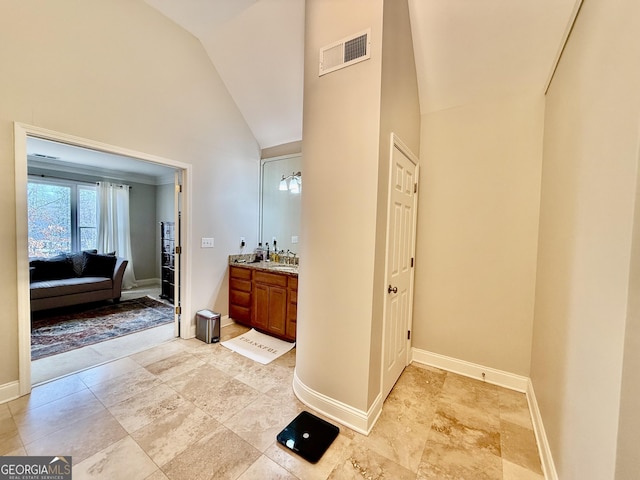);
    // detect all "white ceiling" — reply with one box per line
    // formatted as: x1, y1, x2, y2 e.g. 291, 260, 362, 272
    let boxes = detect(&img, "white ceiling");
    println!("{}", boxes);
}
144, 0, 305, 150
29, 0, 583, 167
144, 0, 581, 149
